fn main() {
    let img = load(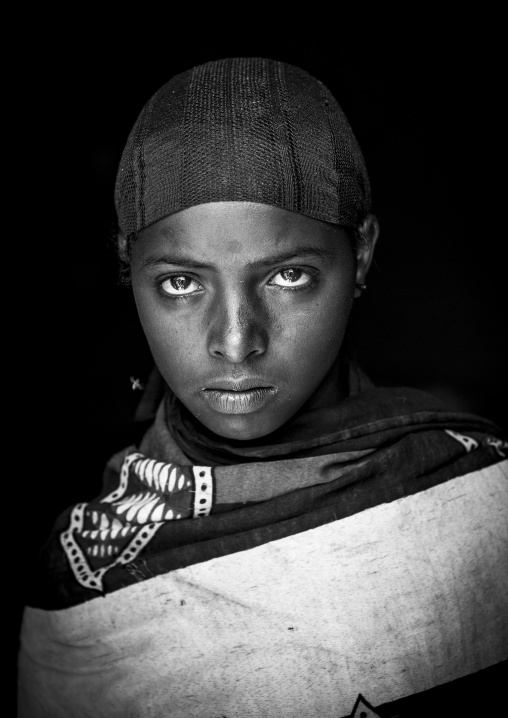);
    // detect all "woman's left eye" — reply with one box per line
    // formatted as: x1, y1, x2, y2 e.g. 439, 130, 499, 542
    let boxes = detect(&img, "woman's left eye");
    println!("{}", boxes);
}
269, 268, 311, 288
160, 275, 202, 296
